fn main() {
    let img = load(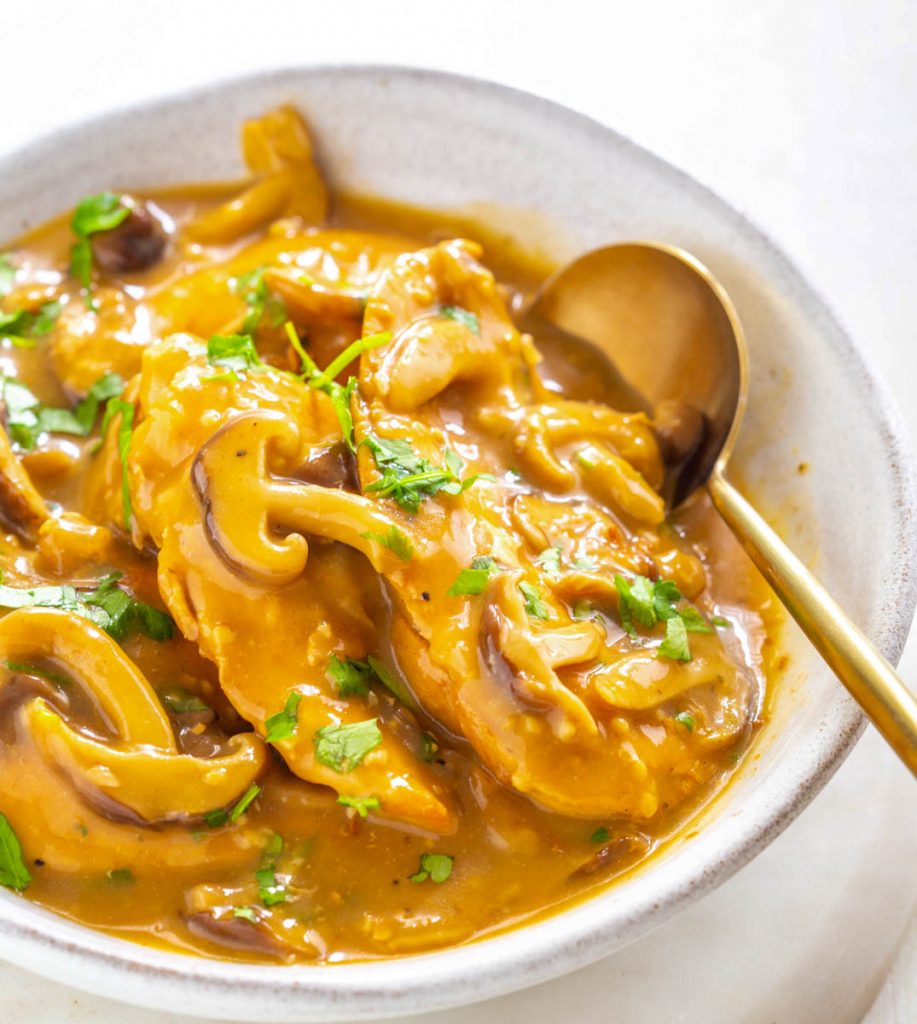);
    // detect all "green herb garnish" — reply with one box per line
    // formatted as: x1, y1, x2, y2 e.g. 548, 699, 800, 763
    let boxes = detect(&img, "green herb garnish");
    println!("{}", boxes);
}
313, 718, 382, 774
264, 691, 302, 743
3, 659, 71, 688
0, 571, 173, 643
2, 372, 124, 450
409, 852, 454, 884
447, 555, 499, 596
614, 573, 712, 660
160, 686, 210, 714
255, 866, 288, 907
106, 867, 135, 885
365, 654, 416, 708
590, 827, 610, 844
232, 906, 257, 922
519, 581, 550, 620
658, 616, 692, 662
711, 615, 730, 628
337, 795, 381, 818
284, 322, 391, 451
69, 192, 130, 309
440, 305, 480, 334
360, 525, 413, 562
674, 711, 696, 732
0, 301, 62, 348
206, 333, 263, 379
0, 814, 30, 891
327, 654, 373, 698
0, 255, 15, 296
233, 267, 287, 333
229, 784, 261, 822
419, 732, 438, 762
99, 397, 135, 529
361, 435, 490, 513
534, 545, 563, 578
